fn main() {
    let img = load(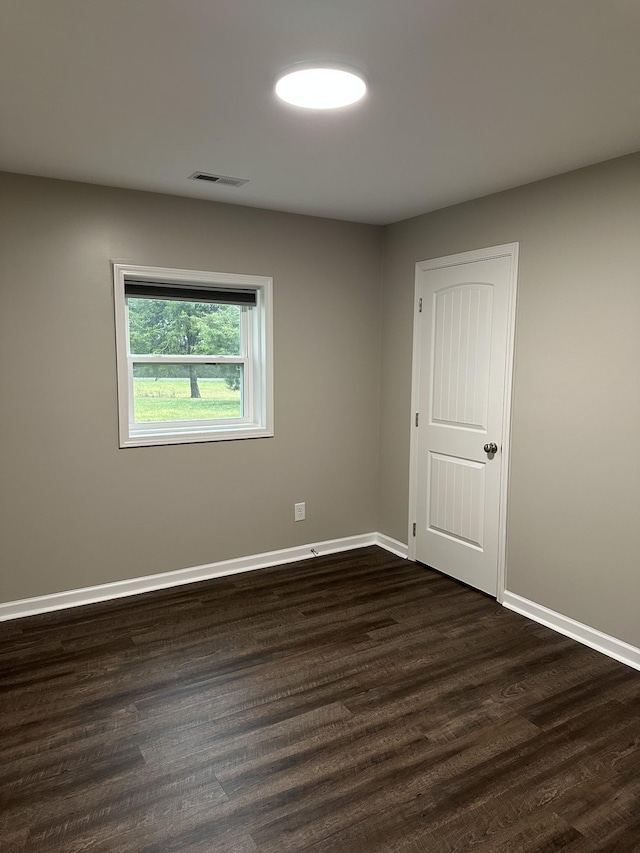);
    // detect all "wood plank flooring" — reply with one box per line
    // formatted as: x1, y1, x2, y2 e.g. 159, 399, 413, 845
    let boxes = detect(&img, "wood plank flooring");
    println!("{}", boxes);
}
1, 546, 639, 851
